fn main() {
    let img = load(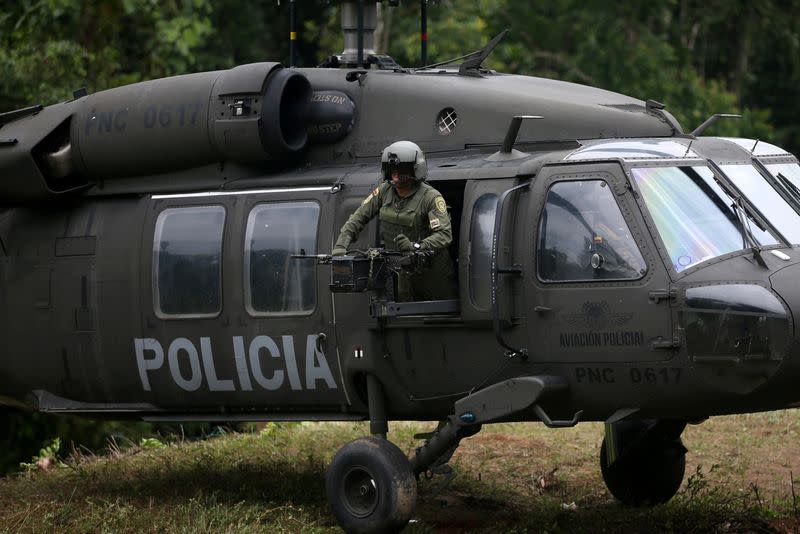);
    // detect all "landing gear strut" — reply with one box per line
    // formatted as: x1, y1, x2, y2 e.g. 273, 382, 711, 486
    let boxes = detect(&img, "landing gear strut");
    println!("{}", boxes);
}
600, 419, 687, 506
326, 418, 480, 533
325, 377, 481, 532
